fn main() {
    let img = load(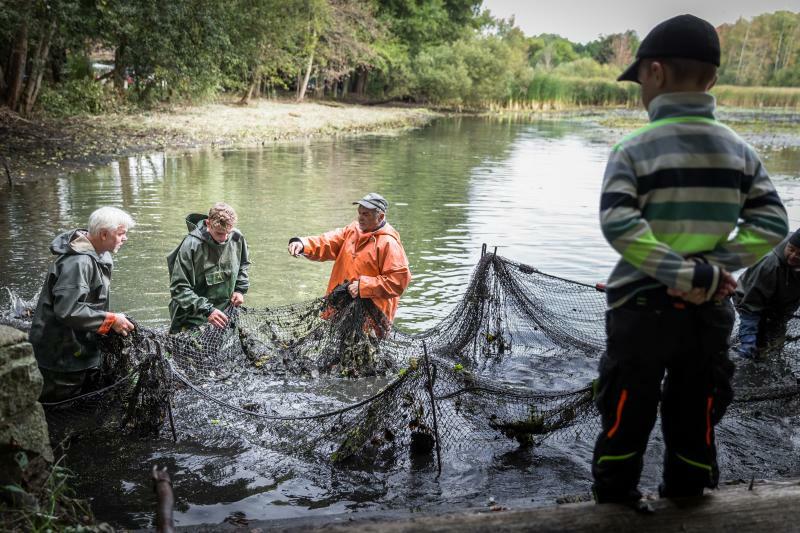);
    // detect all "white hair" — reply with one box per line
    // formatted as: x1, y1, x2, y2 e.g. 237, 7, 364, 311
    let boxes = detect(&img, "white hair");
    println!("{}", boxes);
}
88, 207, 136, 235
